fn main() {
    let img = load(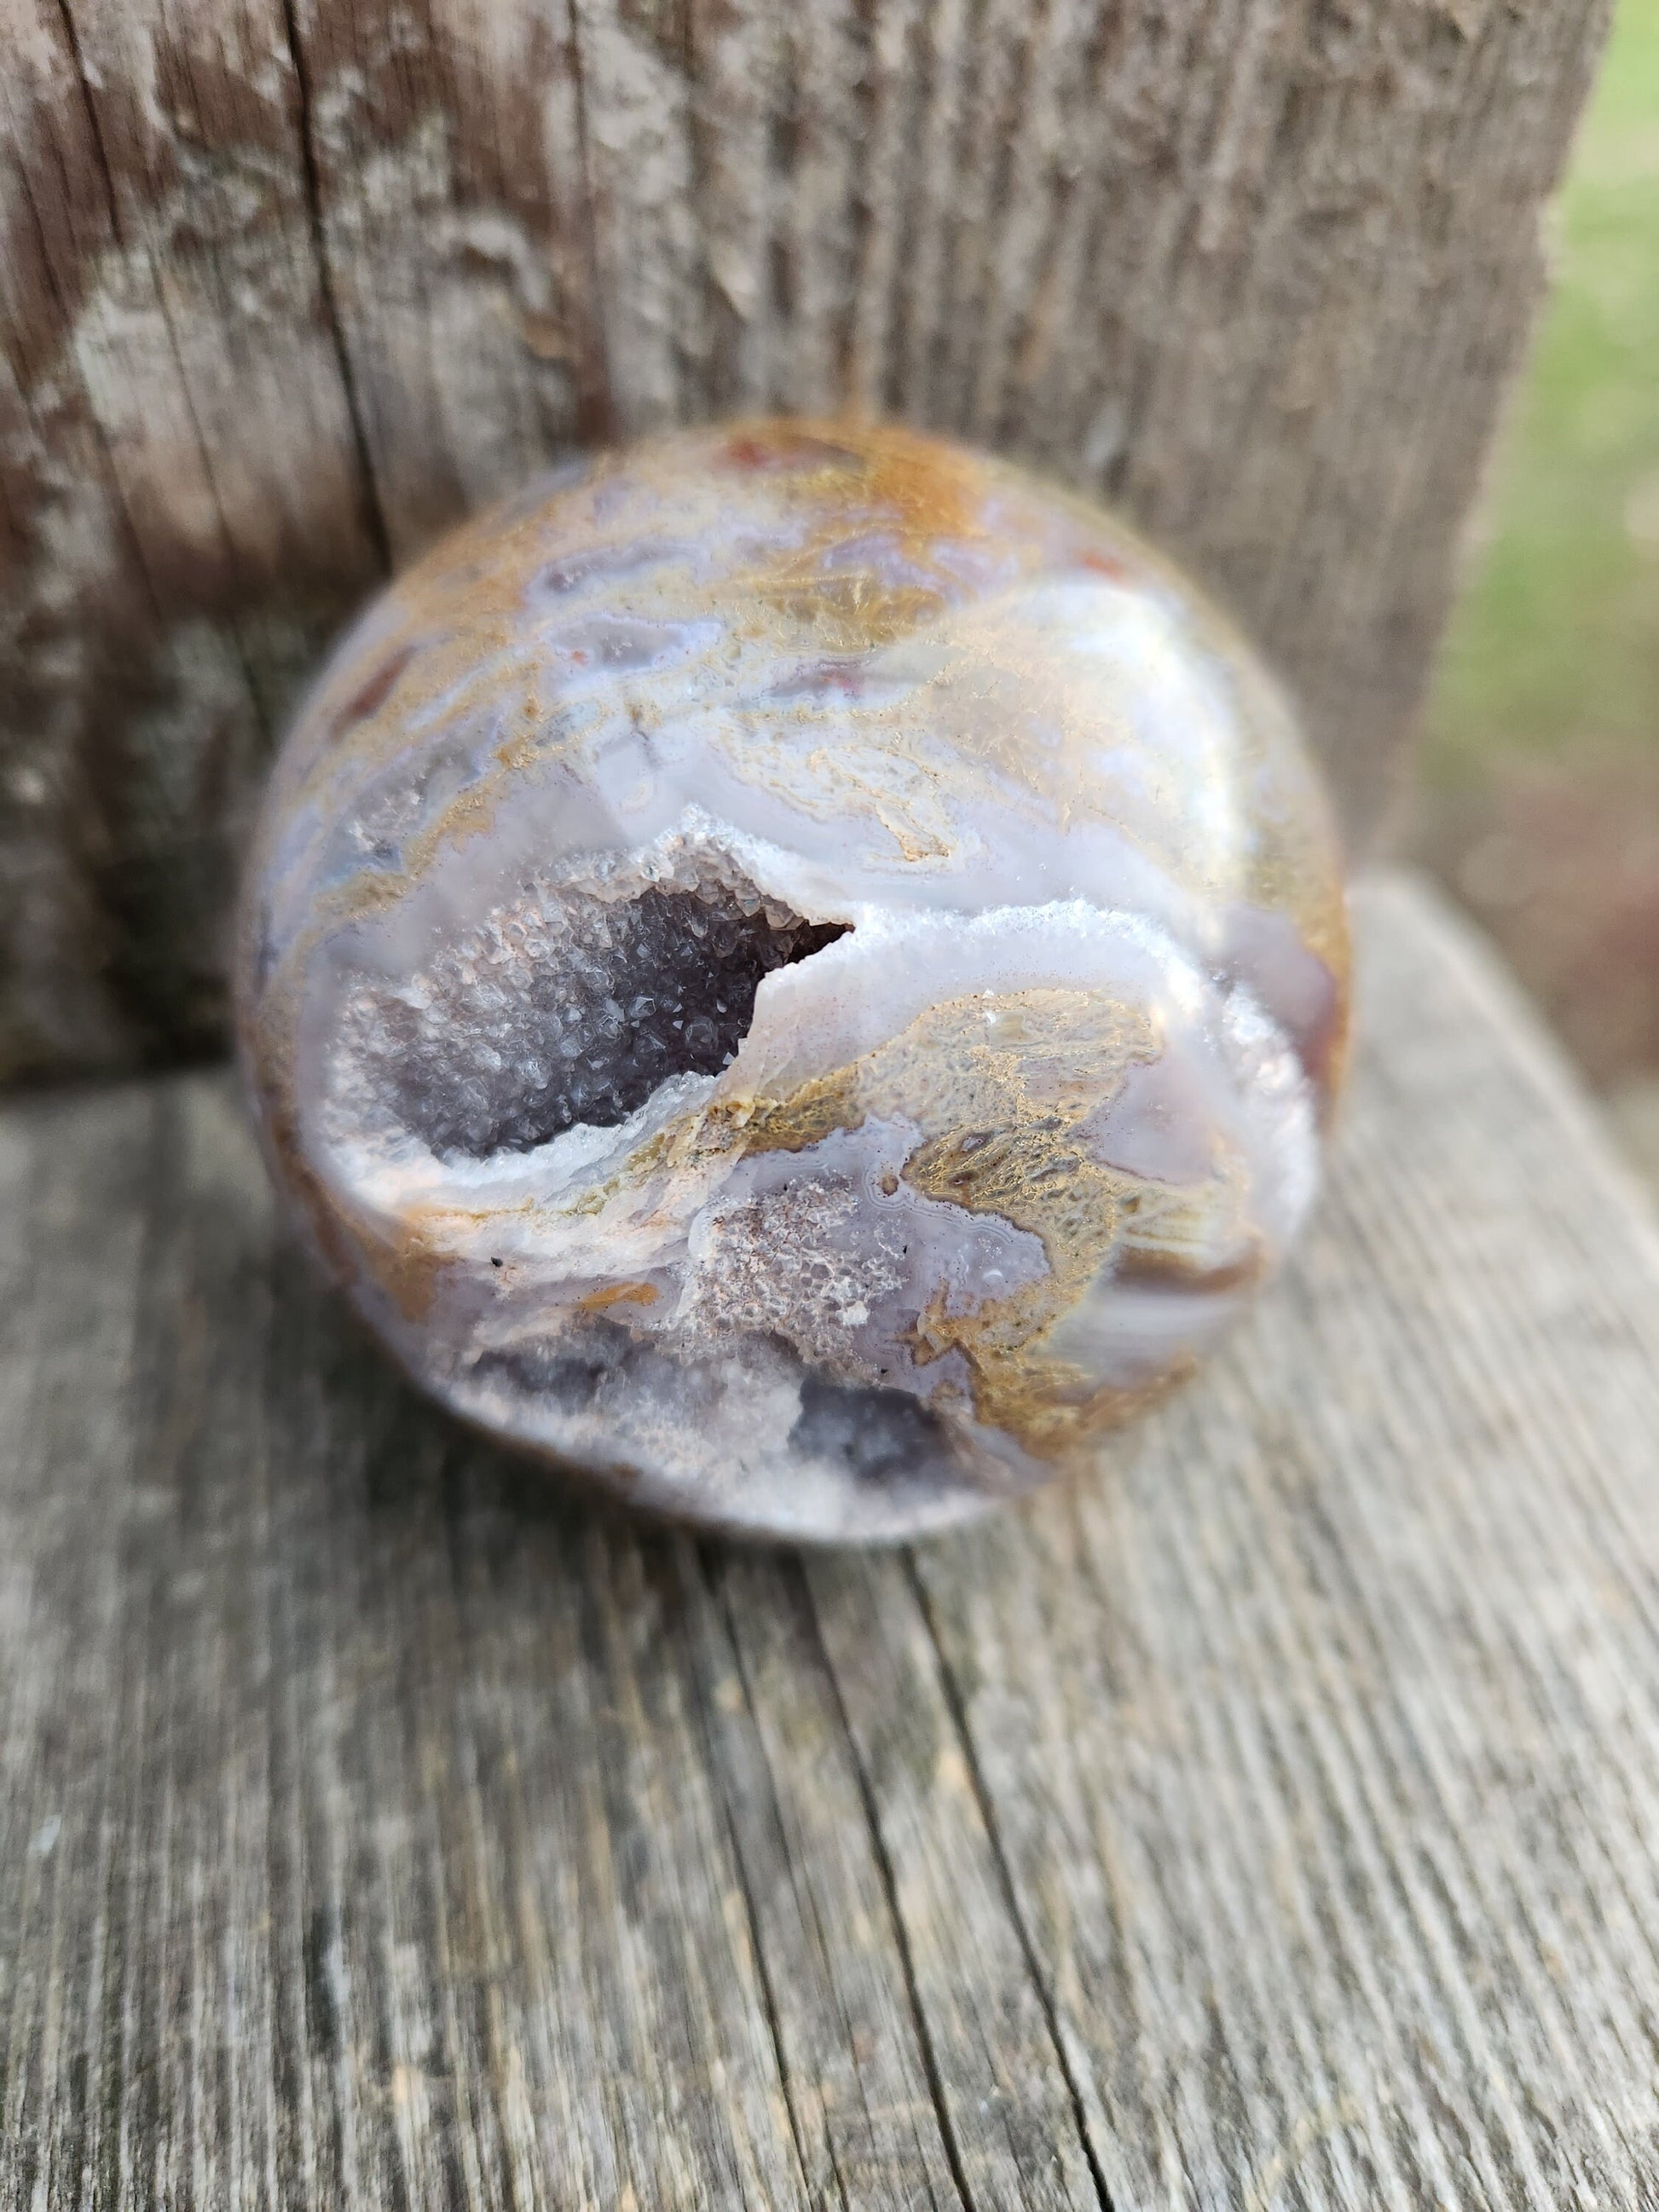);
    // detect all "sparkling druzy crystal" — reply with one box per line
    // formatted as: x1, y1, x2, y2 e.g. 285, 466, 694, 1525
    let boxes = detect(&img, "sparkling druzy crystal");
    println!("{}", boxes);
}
237, 419, 1349, 1541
